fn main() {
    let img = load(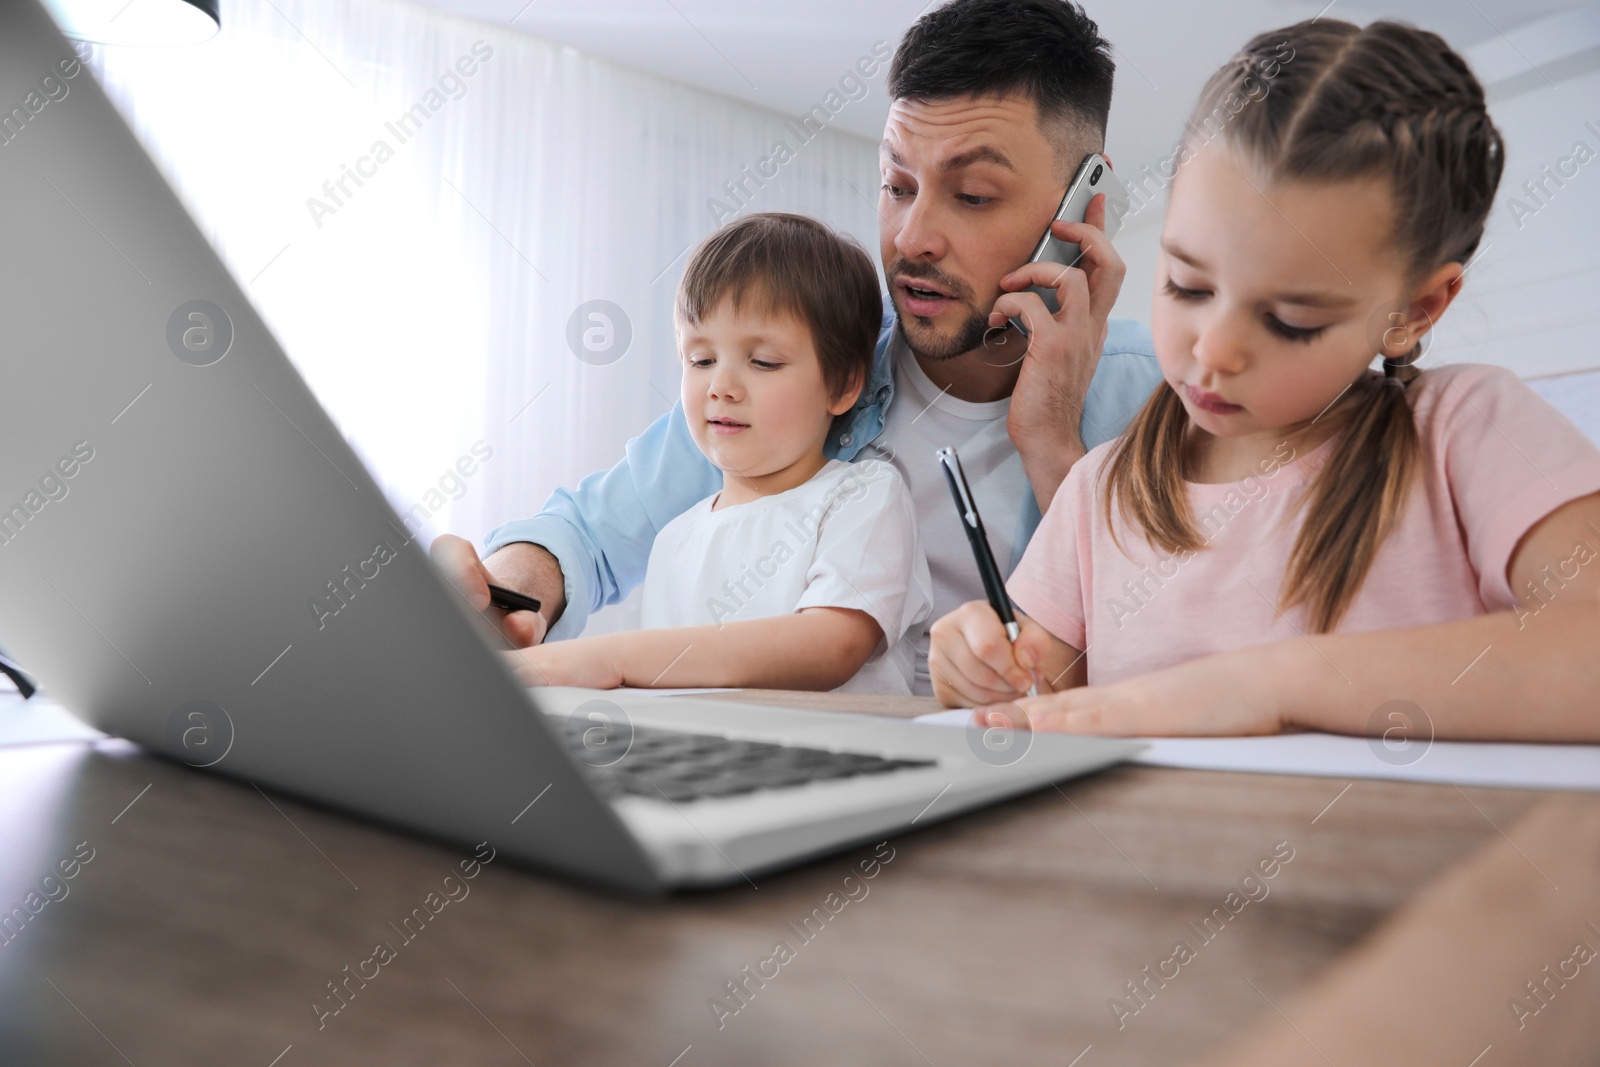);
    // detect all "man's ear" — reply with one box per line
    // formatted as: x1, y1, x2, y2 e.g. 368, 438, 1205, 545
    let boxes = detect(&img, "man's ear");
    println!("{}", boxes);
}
829, 365, 867, 416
